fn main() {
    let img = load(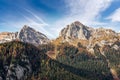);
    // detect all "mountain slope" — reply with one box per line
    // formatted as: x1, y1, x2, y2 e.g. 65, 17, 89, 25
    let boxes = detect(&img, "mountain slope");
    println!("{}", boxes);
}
60, 21, 119, 43
0, 32, 17, 43
58, 21, 120, 53
0, 21, 120, 80
0, 25, 49, 45
0, 41, 43, 80
17, 25, 49, 45
60, 21, 91, 41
